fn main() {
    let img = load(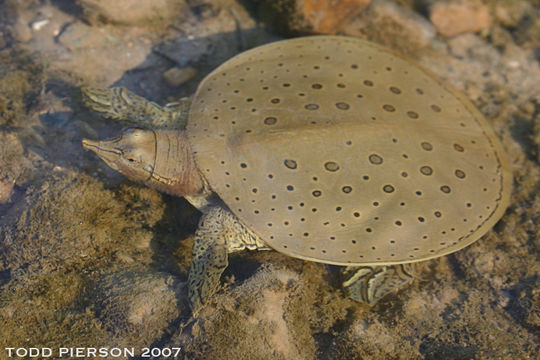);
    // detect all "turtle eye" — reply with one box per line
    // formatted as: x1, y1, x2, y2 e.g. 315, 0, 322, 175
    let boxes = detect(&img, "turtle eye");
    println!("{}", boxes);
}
126, 156, 137, 163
